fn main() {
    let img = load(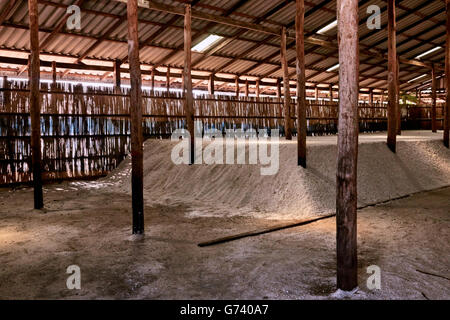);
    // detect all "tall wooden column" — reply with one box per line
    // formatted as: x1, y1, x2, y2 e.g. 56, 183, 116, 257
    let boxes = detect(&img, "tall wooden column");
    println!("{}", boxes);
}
276, 78, 282, 98
114, 59, 121, 93
127, 0, 144, 234
329, 84, 334, 102
396, 56, 401, 135
445, 0, 450, 148
369, 89, 373, 106
431, 65, 437, 133
151, 67, 155, 94
235, 76, 239, 98
387, 0, 397, 152
315, 86, 319, 101
184, 5, 195, 164
28, 0, 43, 209
208, 73, 215, 95
296, 0, 306, 168
52, 61, 57, 87
281, 26, 292, 140
255, 78, 260, 98
245, 80, 249, 97
336, 0, 359, 291
166, 66, 170, 94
